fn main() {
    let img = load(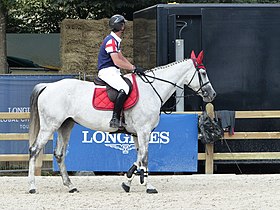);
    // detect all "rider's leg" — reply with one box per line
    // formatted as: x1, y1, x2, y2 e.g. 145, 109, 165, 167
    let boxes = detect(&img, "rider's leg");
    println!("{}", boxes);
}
98, 67, 129, 128
110, 89, 127, 128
